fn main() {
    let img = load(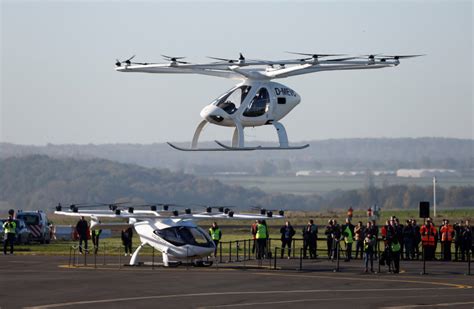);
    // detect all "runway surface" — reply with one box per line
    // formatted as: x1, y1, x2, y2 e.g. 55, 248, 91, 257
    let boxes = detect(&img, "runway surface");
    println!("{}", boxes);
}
0, 255, 473, 309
